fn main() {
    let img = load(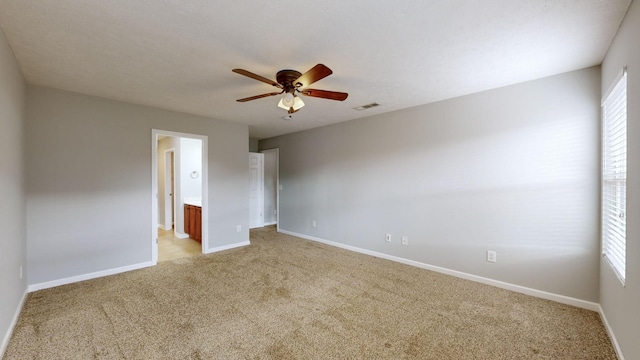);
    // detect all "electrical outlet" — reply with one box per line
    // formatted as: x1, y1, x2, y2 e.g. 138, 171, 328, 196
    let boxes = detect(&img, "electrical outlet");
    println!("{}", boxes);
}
19, 265, 23, 280
401, 236, 408, 245
312, 220, 317, 228
236, 225, 242, 232
385, 234, 391, 242
487, 250, 497, 263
